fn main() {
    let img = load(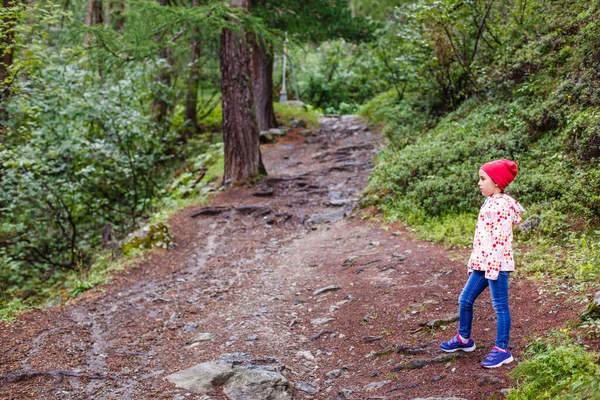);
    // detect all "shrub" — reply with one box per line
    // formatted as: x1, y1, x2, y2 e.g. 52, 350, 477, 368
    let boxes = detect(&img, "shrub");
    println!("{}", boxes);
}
508, 335, 600, 399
